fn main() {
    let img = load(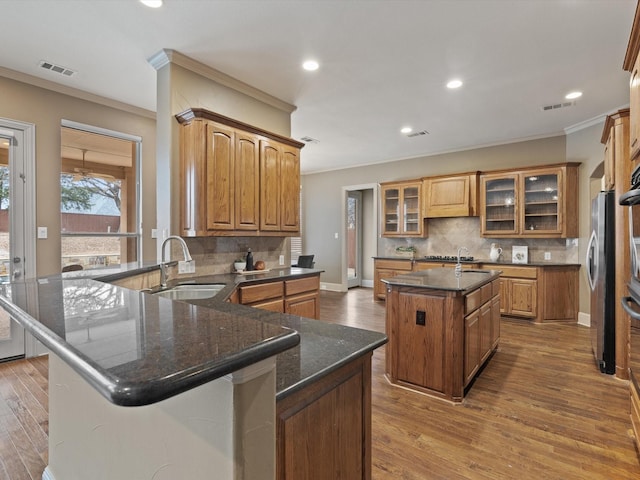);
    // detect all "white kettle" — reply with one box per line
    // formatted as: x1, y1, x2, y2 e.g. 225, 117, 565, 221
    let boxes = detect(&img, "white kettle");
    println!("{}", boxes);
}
489, 243, 503, 262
